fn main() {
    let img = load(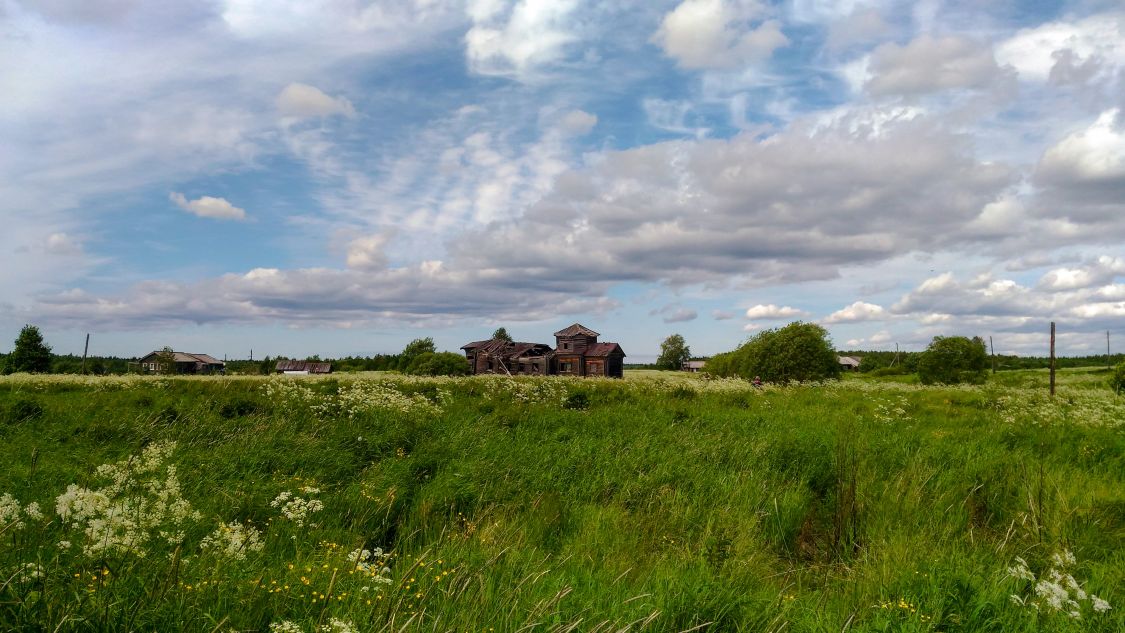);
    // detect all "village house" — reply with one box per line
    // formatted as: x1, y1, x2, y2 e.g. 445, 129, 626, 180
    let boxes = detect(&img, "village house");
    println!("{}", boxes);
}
136, 350, 225, 374
838, 355, 862, 371
462, 323, 626, 378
